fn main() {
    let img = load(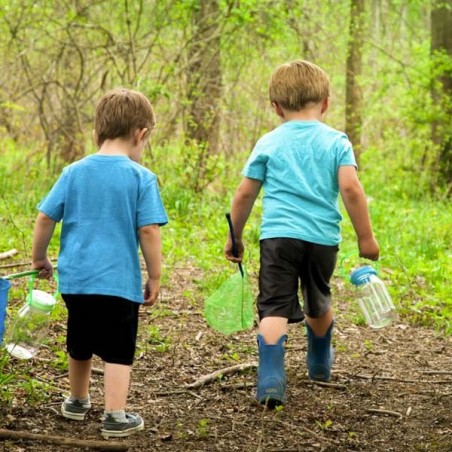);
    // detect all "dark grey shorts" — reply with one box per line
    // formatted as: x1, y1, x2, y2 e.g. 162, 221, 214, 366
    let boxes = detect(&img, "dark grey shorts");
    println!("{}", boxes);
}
62, 294, 140, 365
257, 238, 338, 323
